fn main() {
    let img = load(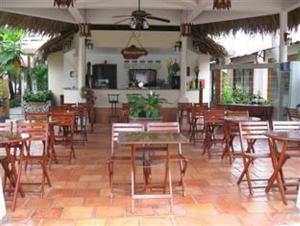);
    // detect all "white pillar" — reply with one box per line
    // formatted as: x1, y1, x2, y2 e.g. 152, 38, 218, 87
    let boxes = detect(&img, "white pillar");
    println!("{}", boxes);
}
179, 36, 188, 102
279, 11, 288, 63
78, 36, 86, 92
